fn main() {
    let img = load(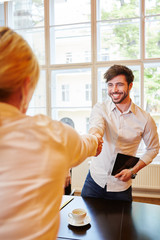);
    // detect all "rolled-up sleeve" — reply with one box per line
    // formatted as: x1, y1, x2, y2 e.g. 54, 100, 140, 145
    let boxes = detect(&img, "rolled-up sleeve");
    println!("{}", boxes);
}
89, 103, 106, 136
141, 114, 160, 165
